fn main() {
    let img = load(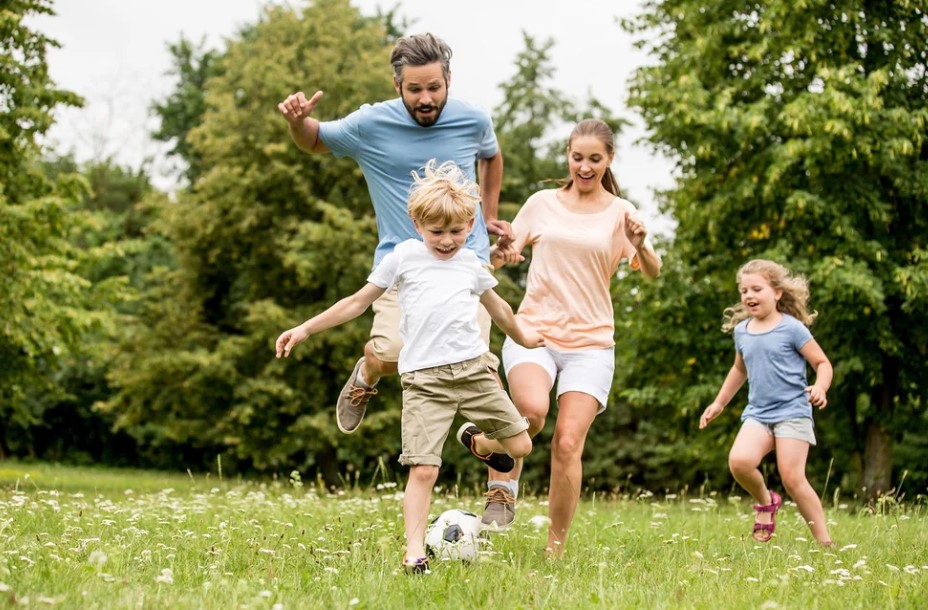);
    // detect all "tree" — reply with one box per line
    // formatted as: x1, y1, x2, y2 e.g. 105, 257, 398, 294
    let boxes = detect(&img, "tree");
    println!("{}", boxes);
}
104, 0, 398, 481
0, 0, 129, 457
150, 37, 222, 185
624, 1, 928, 497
